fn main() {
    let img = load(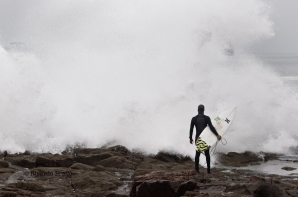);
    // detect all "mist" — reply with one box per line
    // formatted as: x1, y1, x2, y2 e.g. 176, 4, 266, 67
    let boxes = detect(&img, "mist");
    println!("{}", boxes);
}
0, 1, 297, 156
